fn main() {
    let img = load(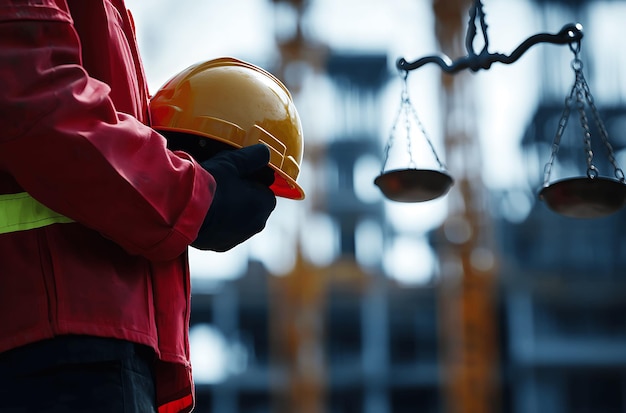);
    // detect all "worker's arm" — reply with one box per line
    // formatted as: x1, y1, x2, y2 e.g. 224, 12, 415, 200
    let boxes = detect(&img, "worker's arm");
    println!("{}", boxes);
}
0, 3, 214, 261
